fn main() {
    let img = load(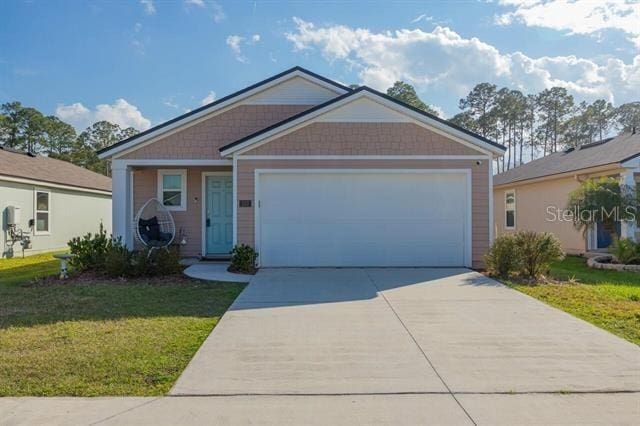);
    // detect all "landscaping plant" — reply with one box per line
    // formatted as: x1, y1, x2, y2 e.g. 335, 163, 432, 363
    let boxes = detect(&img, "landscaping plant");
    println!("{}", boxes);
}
514, 231, 564, 278
610, 238, 640, 265
484, 234, 521, 277
229, 244, 258, 274
68, 223, 121, 272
